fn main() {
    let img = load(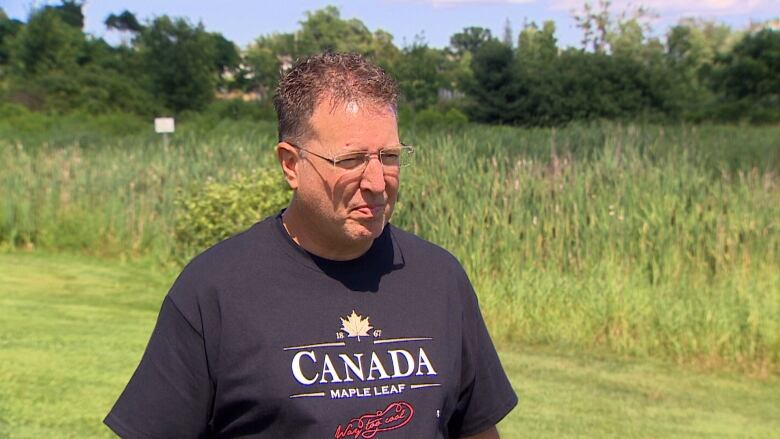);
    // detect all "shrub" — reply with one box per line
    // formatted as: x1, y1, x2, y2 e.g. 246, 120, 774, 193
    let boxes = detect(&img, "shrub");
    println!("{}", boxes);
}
205, 99, 276, 121
0, 110, 150, 147
444, 107, 469, 126
174, 169, 290, 259
414, 107, 469, 129
0, 102, 31, 118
